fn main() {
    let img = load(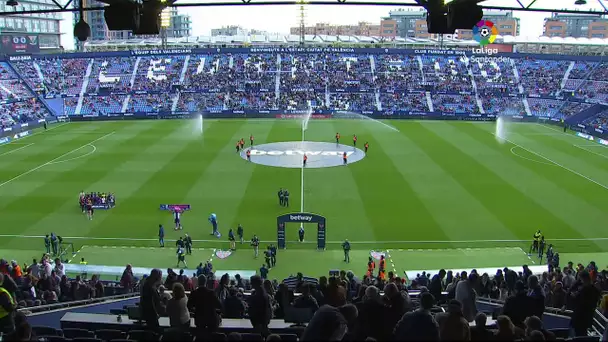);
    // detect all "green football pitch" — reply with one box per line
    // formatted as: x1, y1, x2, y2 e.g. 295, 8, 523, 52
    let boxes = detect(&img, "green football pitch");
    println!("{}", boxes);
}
0, 119, 607, 280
